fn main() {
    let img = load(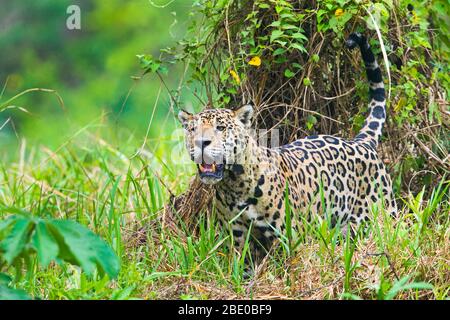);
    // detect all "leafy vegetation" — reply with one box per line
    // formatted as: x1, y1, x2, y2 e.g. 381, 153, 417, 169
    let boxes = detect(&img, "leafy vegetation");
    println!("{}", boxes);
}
0, 208, 120, 299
